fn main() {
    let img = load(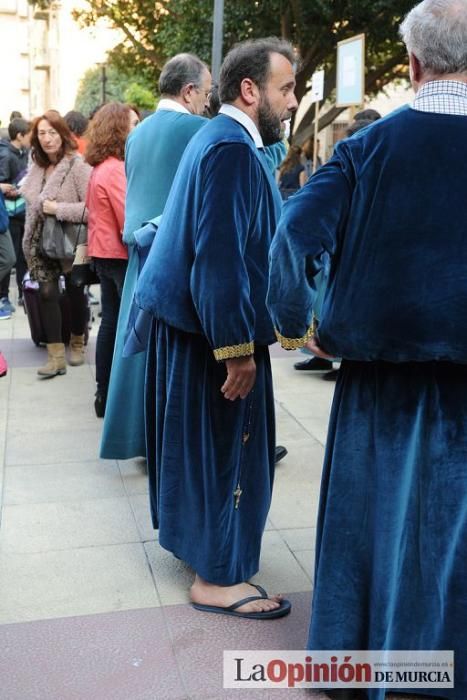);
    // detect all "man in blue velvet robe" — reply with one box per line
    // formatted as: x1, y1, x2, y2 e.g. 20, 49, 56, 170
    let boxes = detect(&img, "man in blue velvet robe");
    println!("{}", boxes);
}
268, 0, 466, 697
100, 54, 210, 459
136, 38, 298, 618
